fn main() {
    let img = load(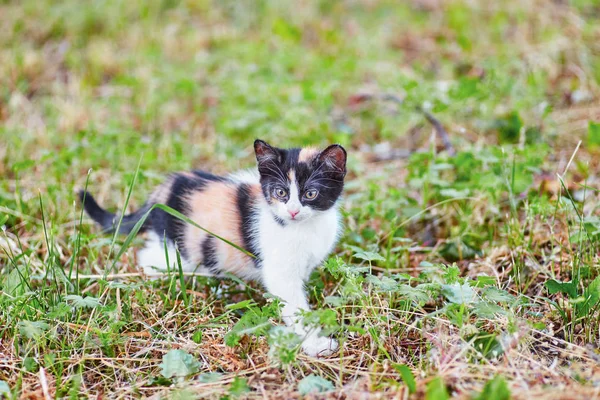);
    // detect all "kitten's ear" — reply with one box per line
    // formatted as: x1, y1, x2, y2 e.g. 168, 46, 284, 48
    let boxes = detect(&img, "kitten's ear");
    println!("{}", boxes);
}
254, 139, 280, 164
318, 144, 347, 174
